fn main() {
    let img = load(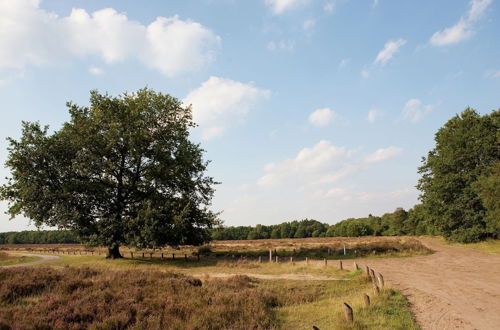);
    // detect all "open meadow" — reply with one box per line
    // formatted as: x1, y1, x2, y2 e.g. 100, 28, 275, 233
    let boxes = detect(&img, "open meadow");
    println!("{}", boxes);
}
0, 237, 424, 329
